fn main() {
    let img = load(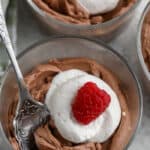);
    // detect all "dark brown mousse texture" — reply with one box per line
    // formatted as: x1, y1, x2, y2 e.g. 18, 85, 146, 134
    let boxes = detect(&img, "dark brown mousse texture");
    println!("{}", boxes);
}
8, 58, 132, 150
142, 10, 150, 71
33, 0, 136, 24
